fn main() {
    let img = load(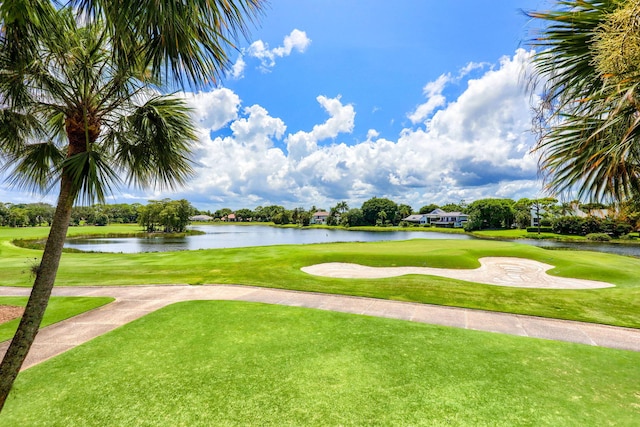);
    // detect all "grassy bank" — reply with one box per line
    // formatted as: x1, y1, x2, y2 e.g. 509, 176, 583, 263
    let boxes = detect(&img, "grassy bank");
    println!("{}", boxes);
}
2, 301, 638, 426
0, 296, 114, 342
1, 225, 639, 327
471, 228, 640, 242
